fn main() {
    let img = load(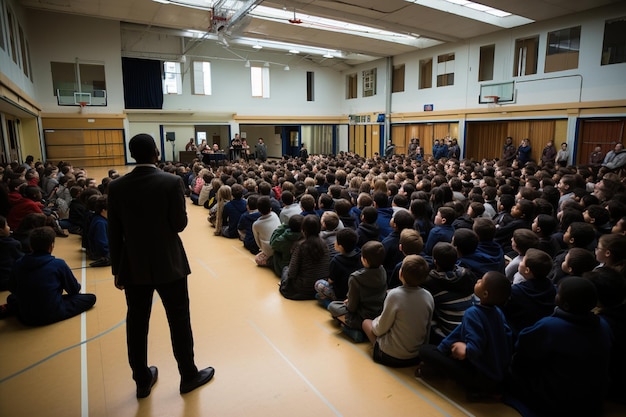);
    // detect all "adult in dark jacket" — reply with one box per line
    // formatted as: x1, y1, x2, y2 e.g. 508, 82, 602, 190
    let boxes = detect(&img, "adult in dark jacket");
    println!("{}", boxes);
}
108, 134, 214, 398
